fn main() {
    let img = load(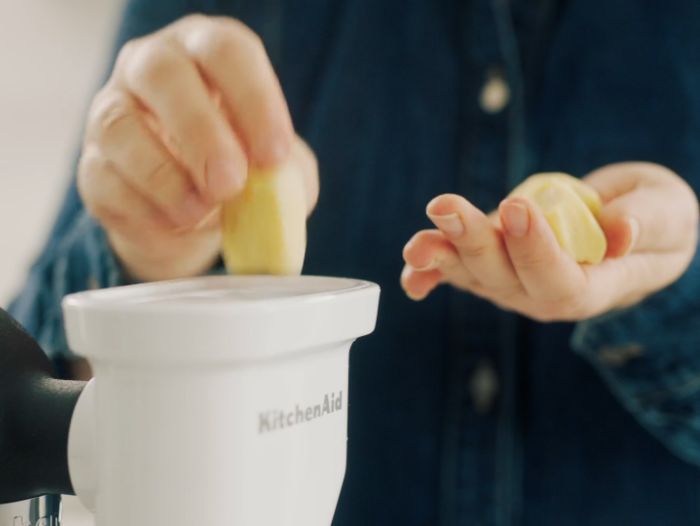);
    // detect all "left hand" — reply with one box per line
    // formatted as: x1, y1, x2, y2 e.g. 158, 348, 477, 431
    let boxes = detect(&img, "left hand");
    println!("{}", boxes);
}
401, 162, 699, 321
